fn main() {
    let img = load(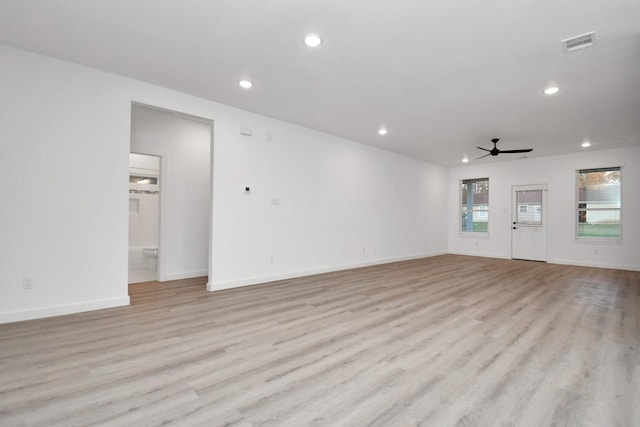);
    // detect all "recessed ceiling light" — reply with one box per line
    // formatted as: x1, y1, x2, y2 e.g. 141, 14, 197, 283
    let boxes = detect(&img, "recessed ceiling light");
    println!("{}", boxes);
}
238, 80, 253, 89
378, 128, 388, 136
304, 33, 322, 47
544, 86, 560, 95
581, 141, 591, 148
462, 157, 469, 163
